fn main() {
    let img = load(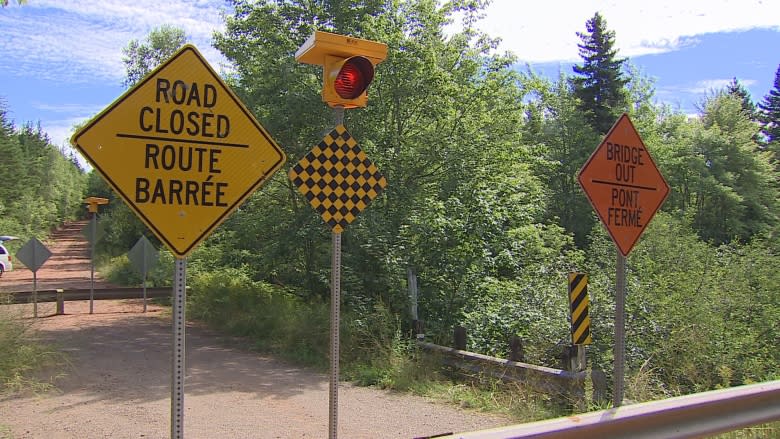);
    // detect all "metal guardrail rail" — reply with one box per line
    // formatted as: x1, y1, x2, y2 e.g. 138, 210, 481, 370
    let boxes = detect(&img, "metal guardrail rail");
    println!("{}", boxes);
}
417, 342, 586, 396
435, 380, 780, 439
1, 287, 172, 304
